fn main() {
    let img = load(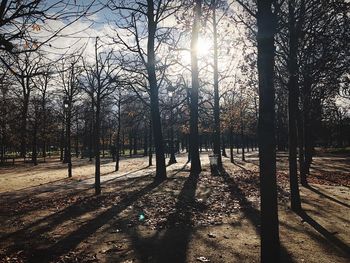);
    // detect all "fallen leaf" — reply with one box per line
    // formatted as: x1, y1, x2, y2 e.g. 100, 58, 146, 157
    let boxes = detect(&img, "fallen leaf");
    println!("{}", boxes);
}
197, 256, 210, 262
